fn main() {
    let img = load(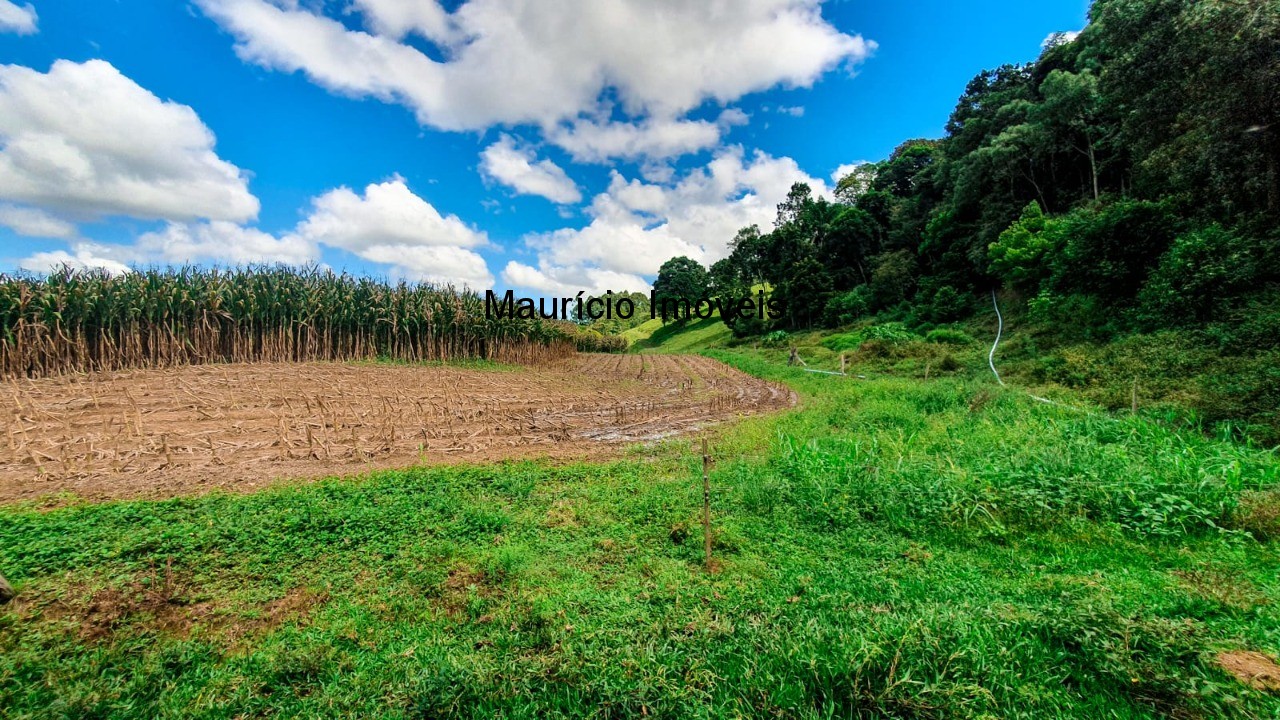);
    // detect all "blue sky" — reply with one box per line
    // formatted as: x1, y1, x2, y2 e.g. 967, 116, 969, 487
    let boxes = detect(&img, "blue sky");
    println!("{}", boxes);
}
0, 0, 1089, 295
